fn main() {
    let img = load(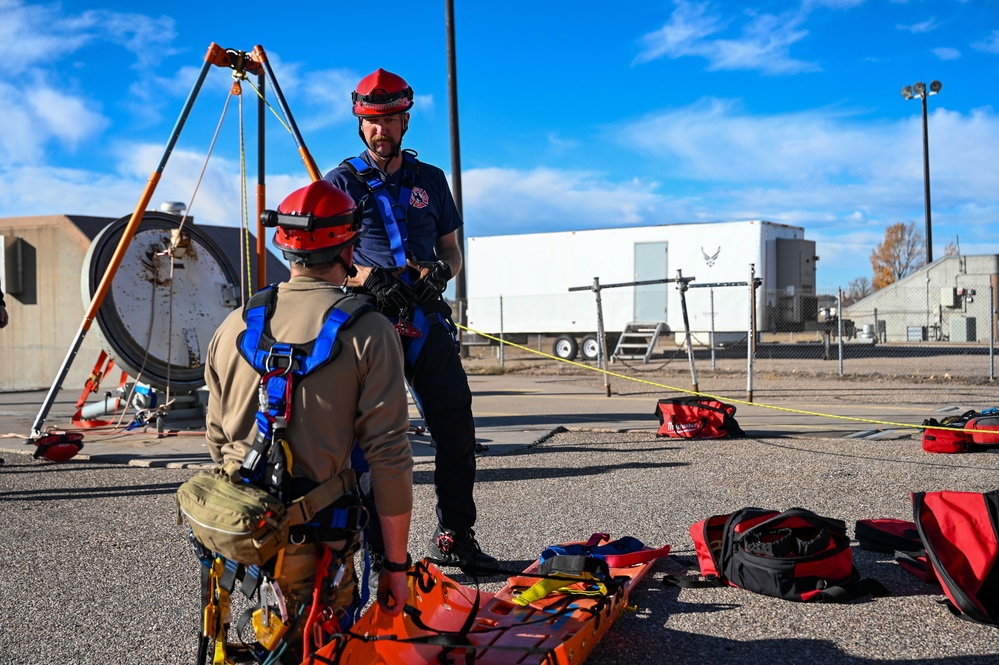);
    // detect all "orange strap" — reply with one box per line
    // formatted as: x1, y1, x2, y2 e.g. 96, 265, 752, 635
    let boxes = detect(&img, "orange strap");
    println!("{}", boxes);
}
72, 352, 129, 428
